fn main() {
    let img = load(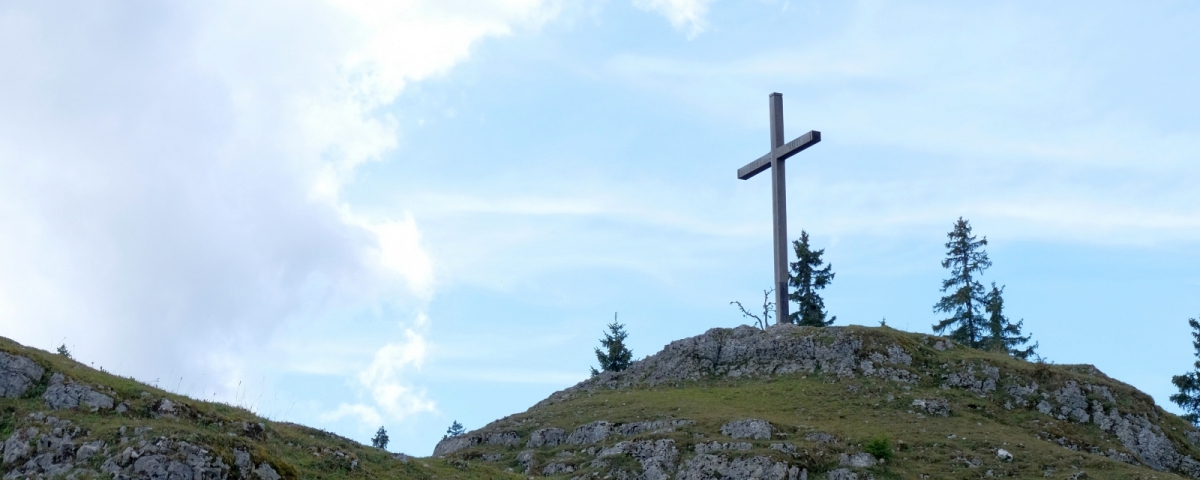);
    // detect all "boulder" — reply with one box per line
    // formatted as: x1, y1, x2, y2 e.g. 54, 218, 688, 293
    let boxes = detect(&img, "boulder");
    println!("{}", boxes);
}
567, 421, 613, 445
721, 419, 773, 439
0, 351, 44, 398
527, 427, 566, 448
43, 373, 114, 411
